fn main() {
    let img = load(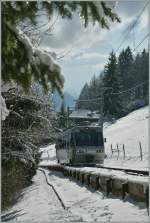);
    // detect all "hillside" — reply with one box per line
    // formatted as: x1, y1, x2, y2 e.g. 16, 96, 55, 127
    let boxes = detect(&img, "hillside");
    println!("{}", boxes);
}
103, 106, 148, 170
